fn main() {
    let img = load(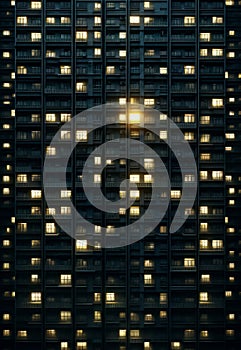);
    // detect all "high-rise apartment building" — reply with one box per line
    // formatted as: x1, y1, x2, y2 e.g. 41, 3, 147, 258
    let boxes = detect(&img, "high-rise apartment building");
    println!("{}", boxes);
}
0, 0, 241, 349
